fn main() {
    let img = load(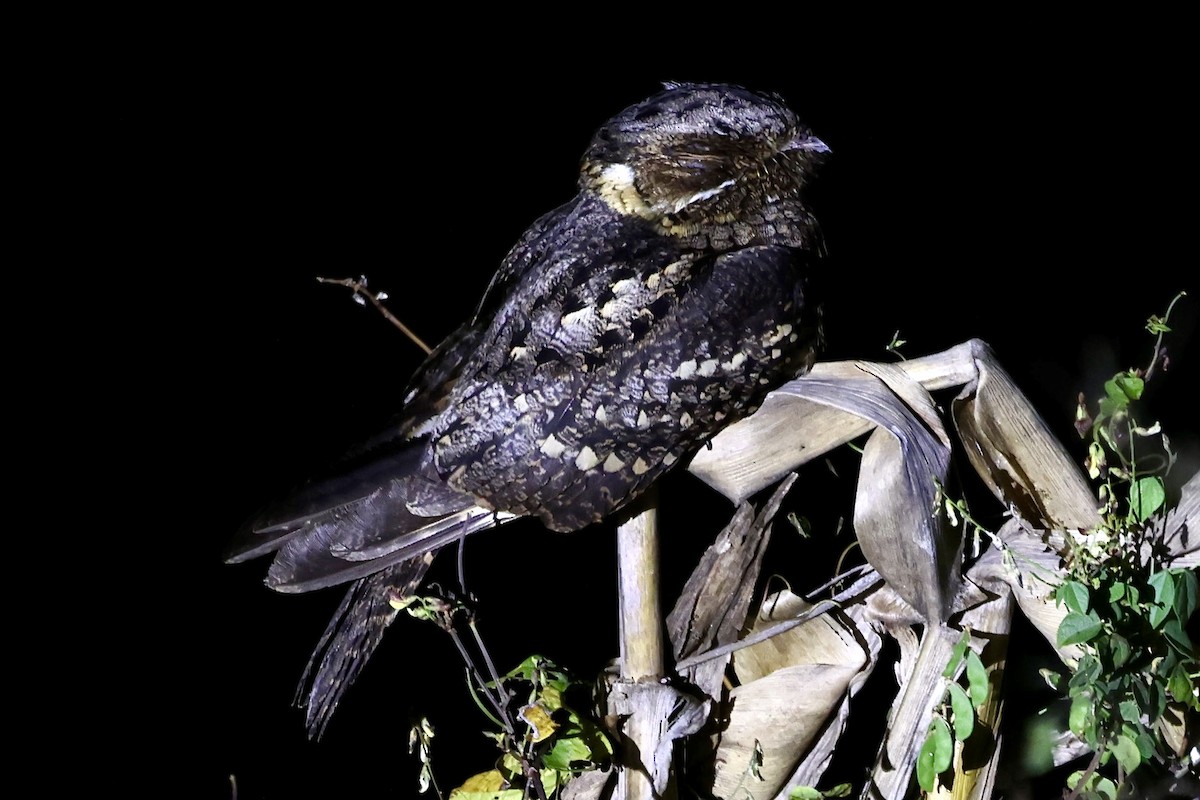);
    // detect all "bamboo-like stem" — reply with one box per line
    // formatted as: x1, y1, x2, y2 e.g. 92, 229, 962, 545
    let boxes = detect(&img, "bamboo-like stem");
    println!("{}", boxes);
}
616, 486, 664, 800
